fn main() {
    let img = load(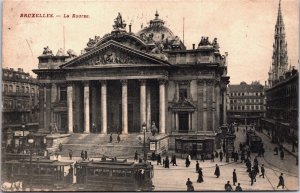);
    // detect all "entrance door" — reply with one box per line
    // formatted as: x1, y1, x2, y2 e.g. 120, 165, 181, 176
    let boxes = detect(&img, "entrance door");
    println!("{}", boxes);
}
61, 113, 67, 133
178, 112, 189, 132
